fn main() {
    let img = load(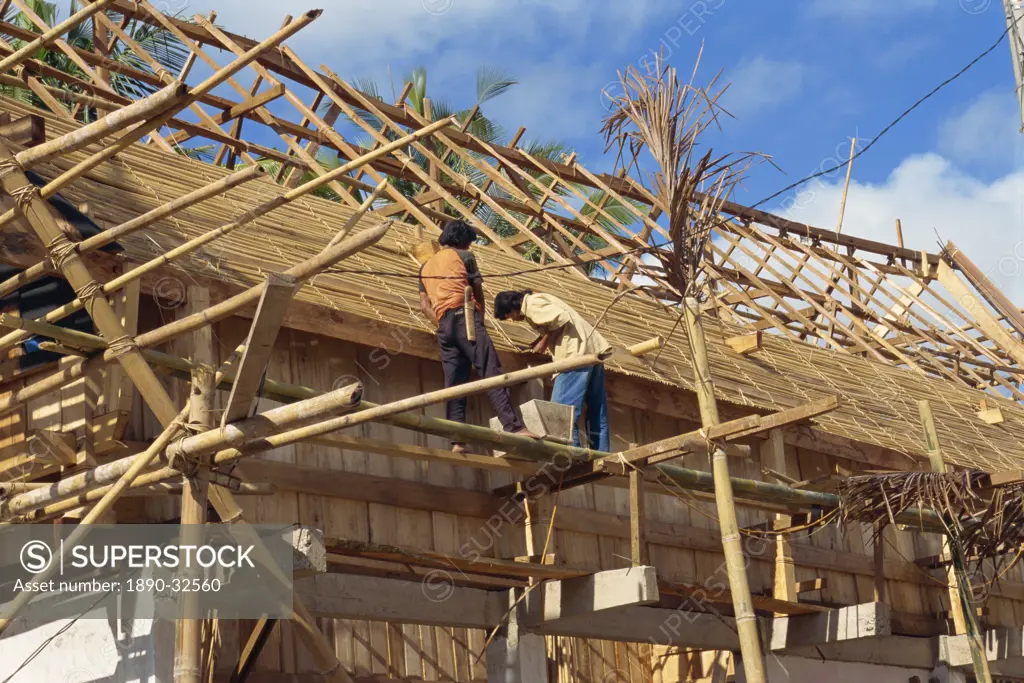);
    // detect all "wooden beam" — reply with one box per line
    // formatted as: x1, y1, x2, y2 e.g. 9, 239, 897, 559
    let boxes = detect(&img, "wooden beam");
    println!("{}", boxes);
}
528, 604, 740, 650
221, 274, 298, 426
230, 616, 277, 683
946, 240, 1024, 341
609, 395, 840, 469
937, 259, 1024, 368
297, 573, 506, 628
726, 331, 762, 355
629, 469, 648, 565
0, 113, 44, 146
